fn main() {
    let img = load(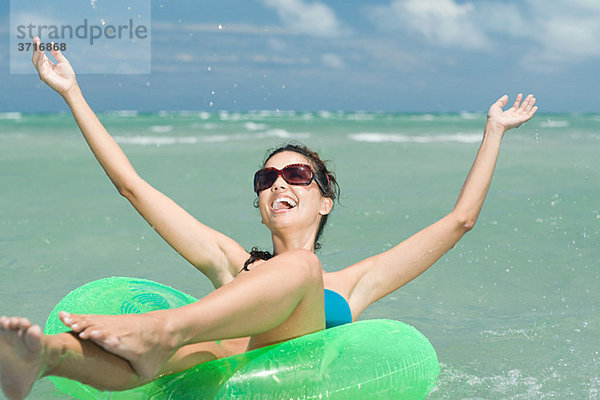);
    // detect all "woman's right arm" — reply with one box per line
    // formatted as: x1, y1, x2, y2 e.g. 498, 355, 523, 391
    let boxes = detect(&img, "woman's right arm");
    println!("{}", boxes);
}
32, 37, 248, 287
